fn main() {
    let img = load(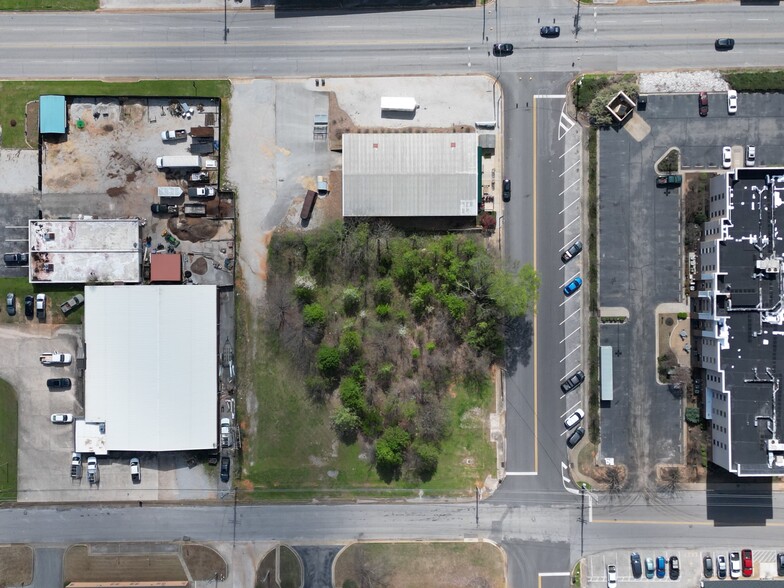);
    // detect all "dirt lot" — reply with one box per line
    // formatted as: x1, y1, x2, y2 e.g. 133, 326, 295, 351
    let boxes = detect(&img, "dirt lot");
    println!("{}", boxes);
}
64, 544, 188, 583
333, 542, 505, 588
182, 544, 228, 581
0, 544, 33, 586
